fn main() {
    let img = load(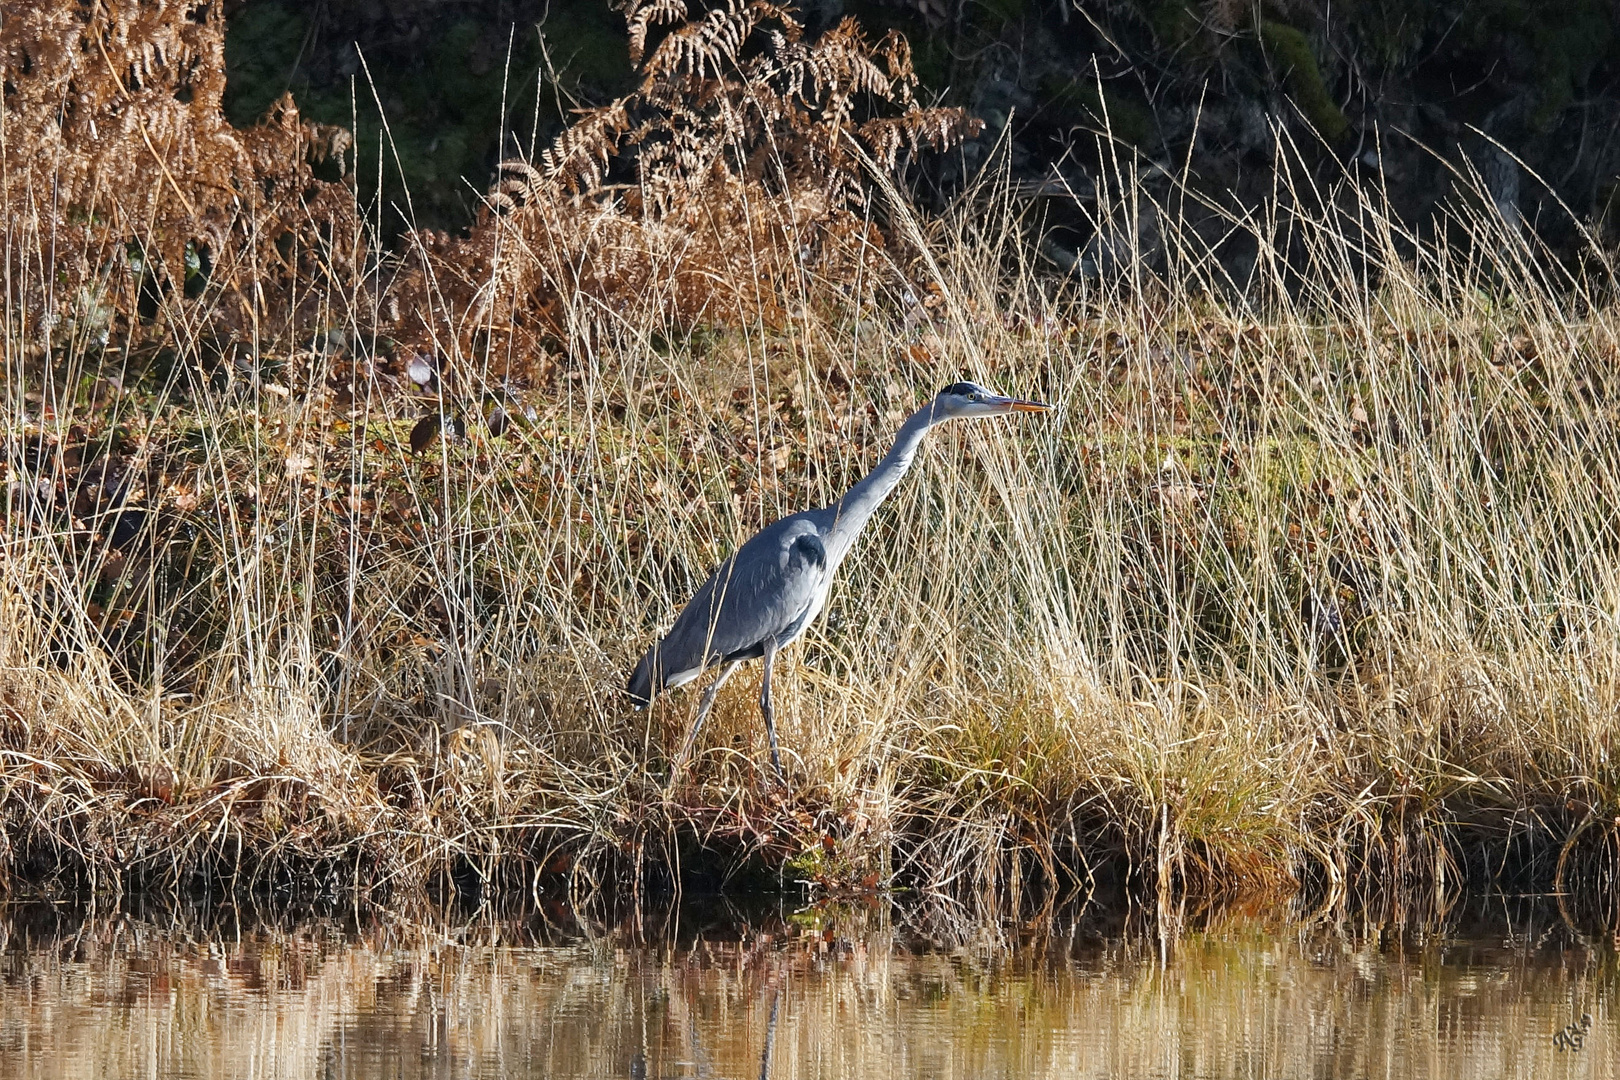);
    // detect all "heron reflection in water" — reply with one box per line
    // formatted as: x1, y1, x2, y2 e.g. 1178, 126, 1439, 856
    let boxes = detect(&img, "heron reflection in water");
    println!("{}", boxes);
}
627, 381, 1052, 777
